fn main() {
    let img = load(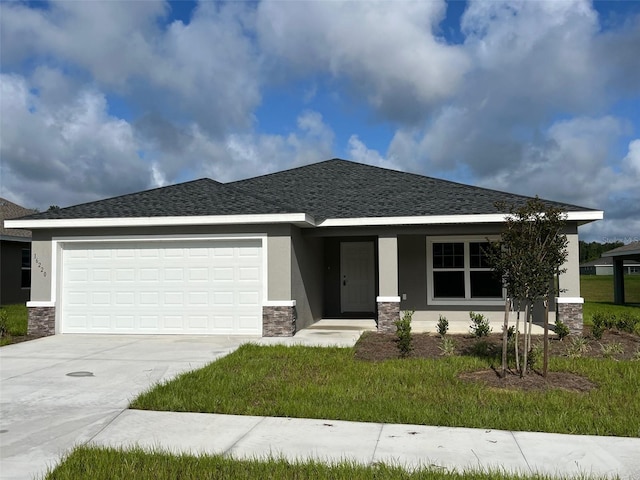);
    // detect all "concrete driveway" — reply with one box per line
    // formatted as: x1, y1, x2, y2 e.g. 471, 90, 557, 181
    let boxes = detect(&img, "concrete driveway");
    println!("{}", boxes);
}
0, 334, 256, 480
